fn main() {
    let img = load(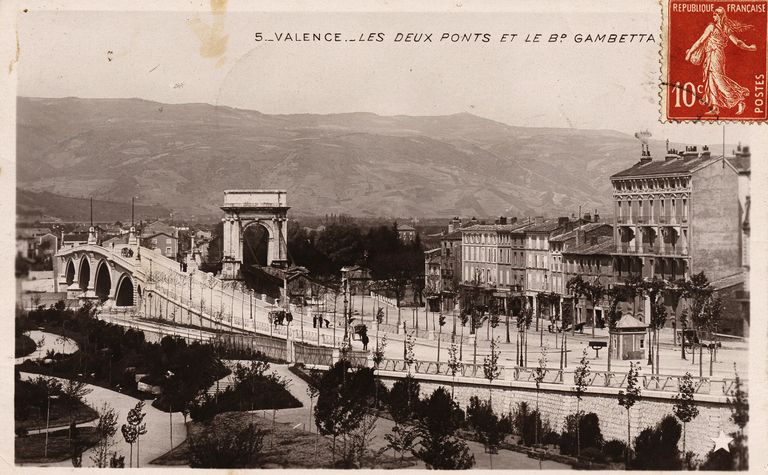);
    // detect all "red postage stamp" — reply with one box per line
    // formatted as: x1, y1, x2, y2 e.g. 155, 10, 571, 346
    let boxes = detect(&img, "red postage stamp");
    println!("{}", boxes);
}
663, 0, 768, 121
